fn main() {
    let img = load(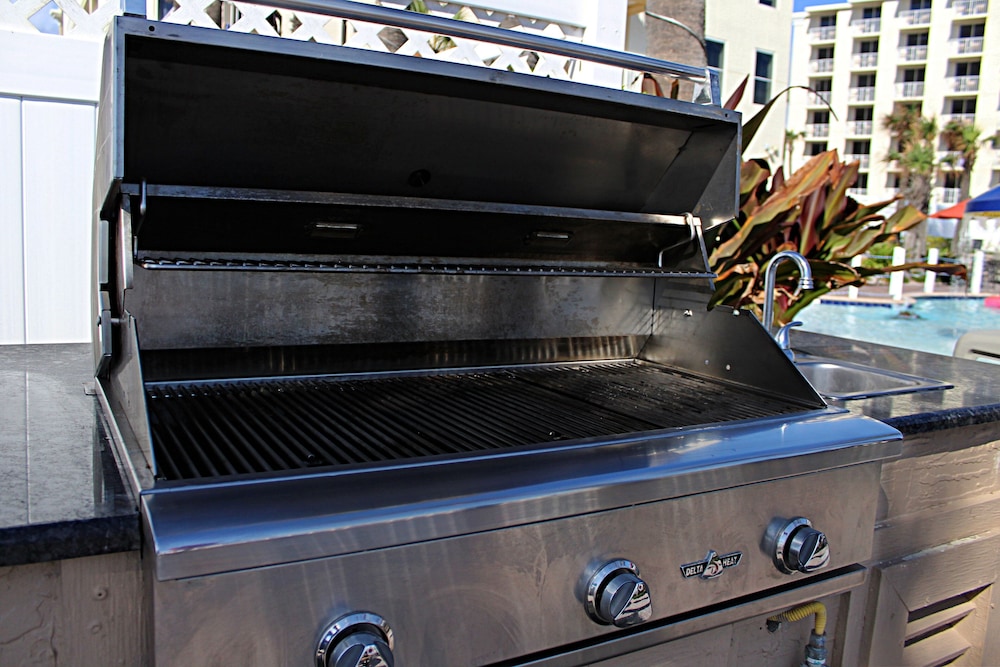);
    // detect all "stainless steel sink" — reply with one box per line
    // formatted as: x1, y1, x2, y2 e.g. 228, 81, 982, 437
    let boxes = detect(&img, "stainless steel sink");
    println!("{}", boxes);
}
794, 357, 953, 400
